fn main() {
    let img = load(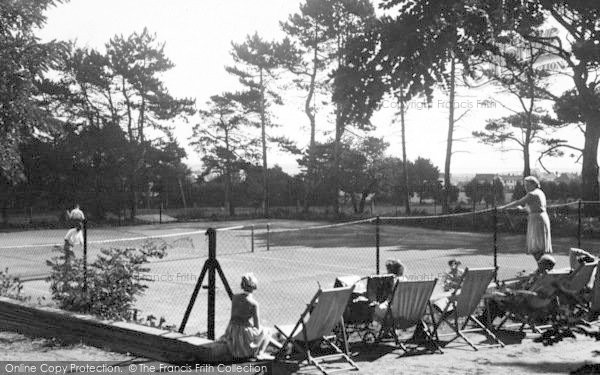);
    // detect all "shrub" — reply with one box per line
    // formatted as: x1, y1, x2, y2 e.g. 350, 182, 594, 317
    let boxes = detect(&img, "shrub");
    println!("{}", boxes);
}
0, 268, 29, 302
46, 241, 167, 321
